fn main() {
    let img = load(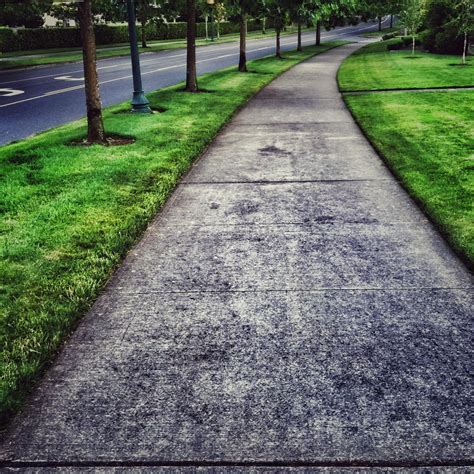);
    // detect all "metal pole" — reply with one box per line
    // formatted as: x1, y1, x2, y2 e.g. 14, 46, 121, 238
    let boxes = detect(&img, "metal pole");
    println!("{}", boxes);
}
126, 0, 151, 113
